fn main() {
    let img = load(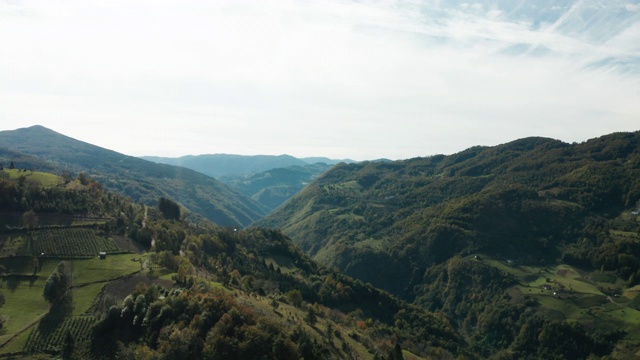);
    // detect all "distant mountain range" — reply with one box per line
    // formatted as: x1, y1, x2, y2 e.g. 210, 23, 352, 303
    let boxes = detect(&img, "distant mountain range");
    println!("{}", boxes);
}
140, 154, 354, 213
141, 154, 354, 178
0, 126, 267, 227
2, 125, 640, 357
219, 163, 334, 213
